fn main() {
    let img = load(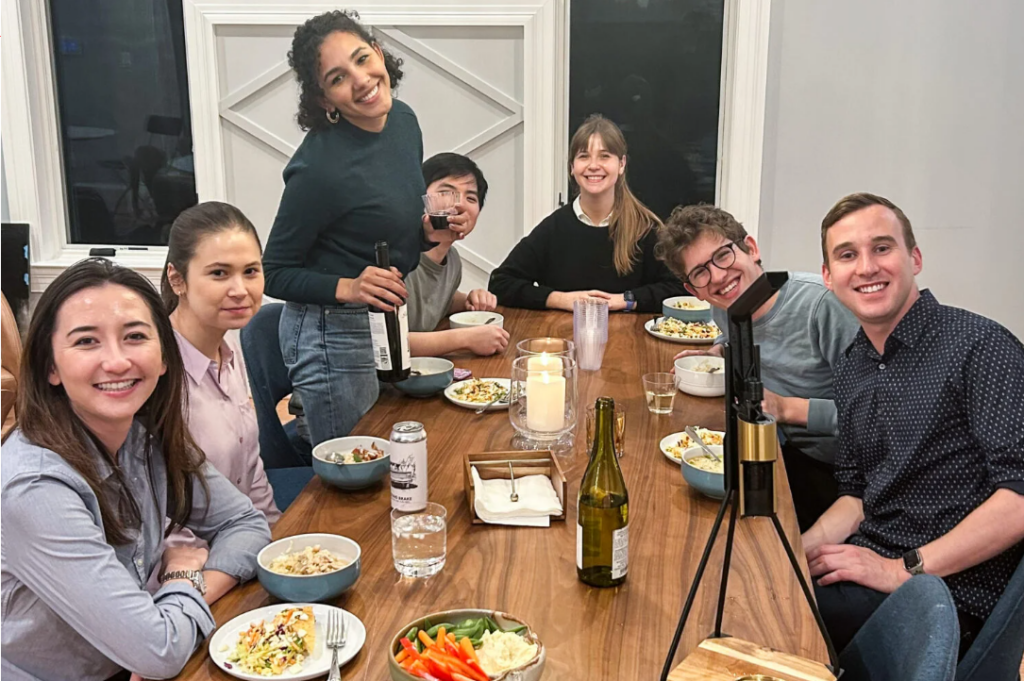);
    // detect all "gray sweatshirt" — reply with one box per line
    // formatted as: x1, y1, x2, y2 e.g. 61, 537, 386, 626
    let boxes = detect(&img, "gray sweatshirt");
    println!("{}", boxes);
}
712, 271, 861, 464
